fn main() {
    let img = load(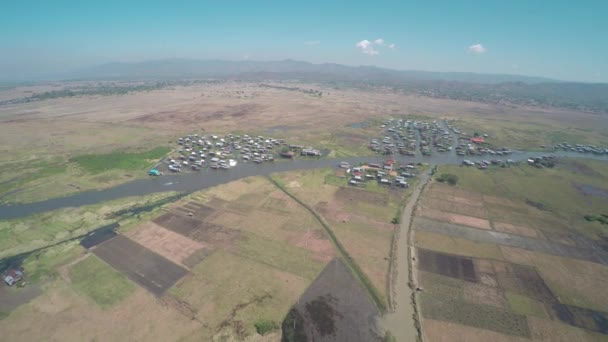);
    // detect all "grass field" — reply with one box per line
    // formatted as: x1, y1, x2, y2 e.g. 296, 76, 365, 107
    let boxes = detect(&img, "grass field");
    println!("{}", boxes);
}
70, 255, 135, 308
71, 146, 170, 173
450, 116, 608, 150
0, 146, 171, 204
433, 159, 608, 238
413, 230, 504, 260
170, 250, 309, 339
272, 167, 419, 309
0, 191, 177, 259
505, 292, 549, 319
